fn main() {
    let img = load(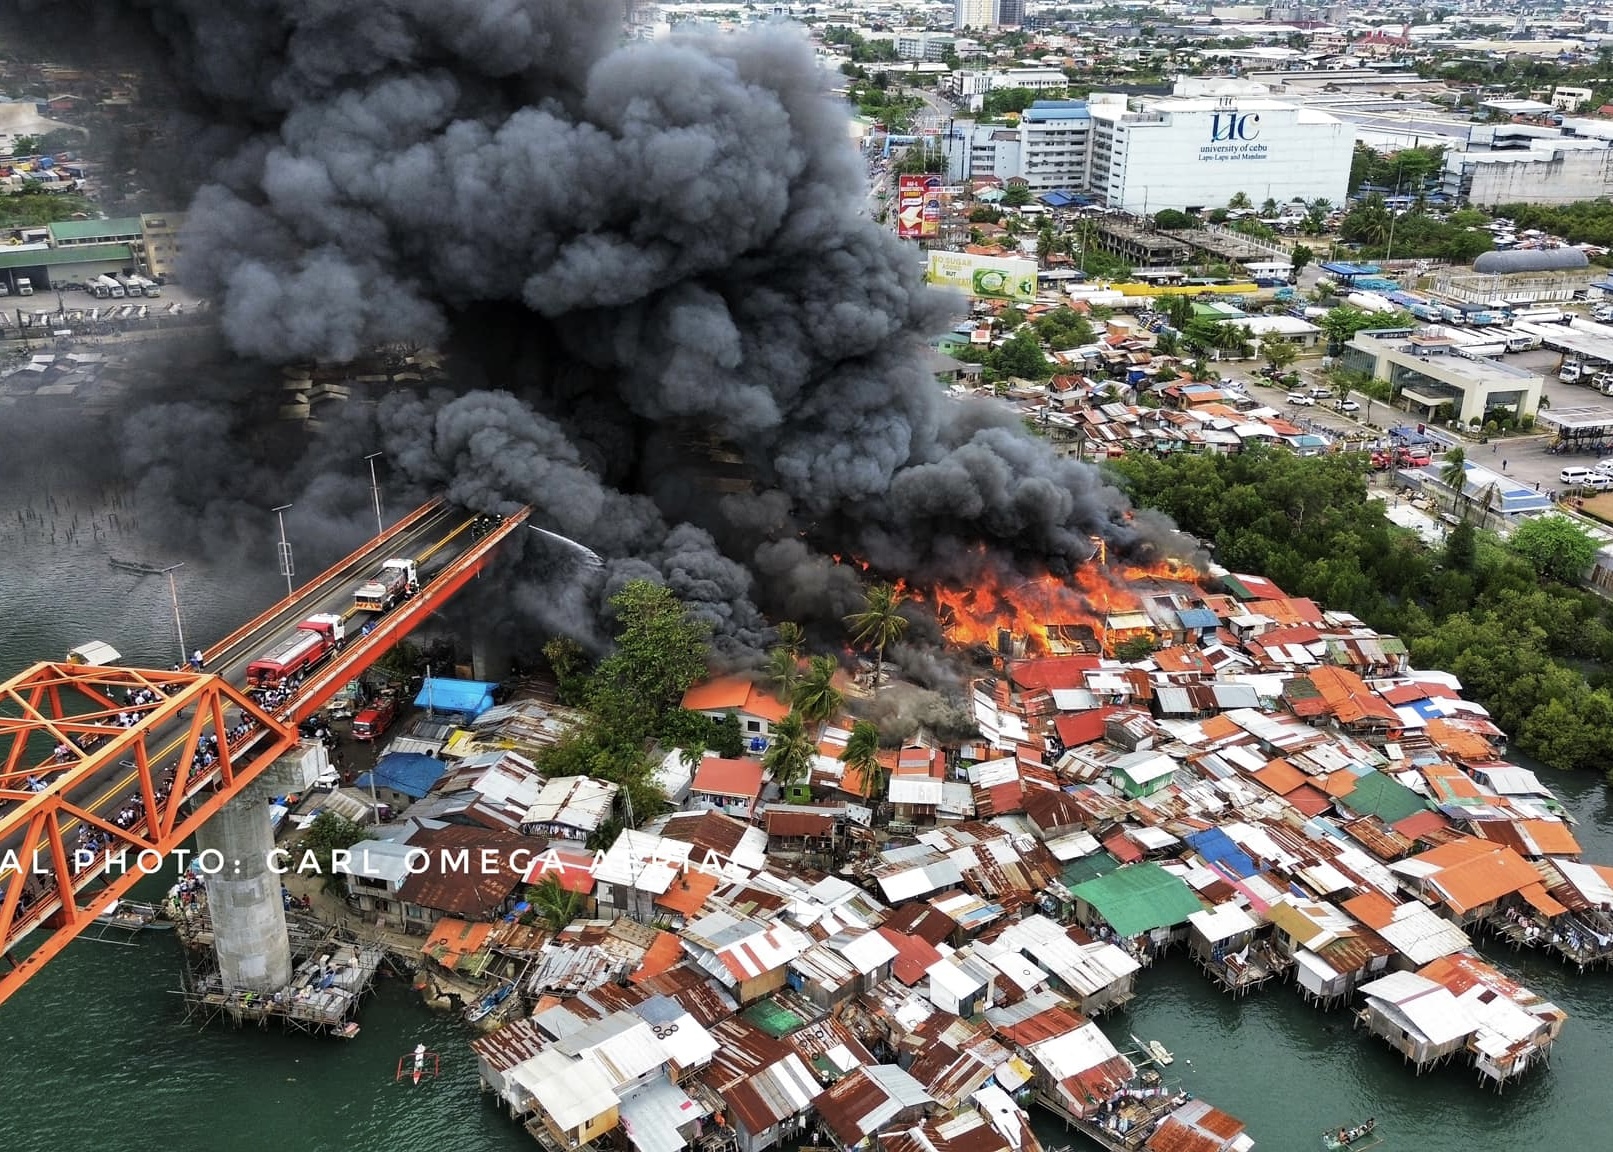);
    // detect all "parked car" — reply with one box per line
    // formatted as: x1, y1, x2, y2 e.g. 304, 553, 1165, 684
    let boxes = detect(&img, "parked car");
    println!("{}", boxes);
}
1594, 459, 1613, 476
1337, 400, 1361, 413
1287, 393, 1315, 406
